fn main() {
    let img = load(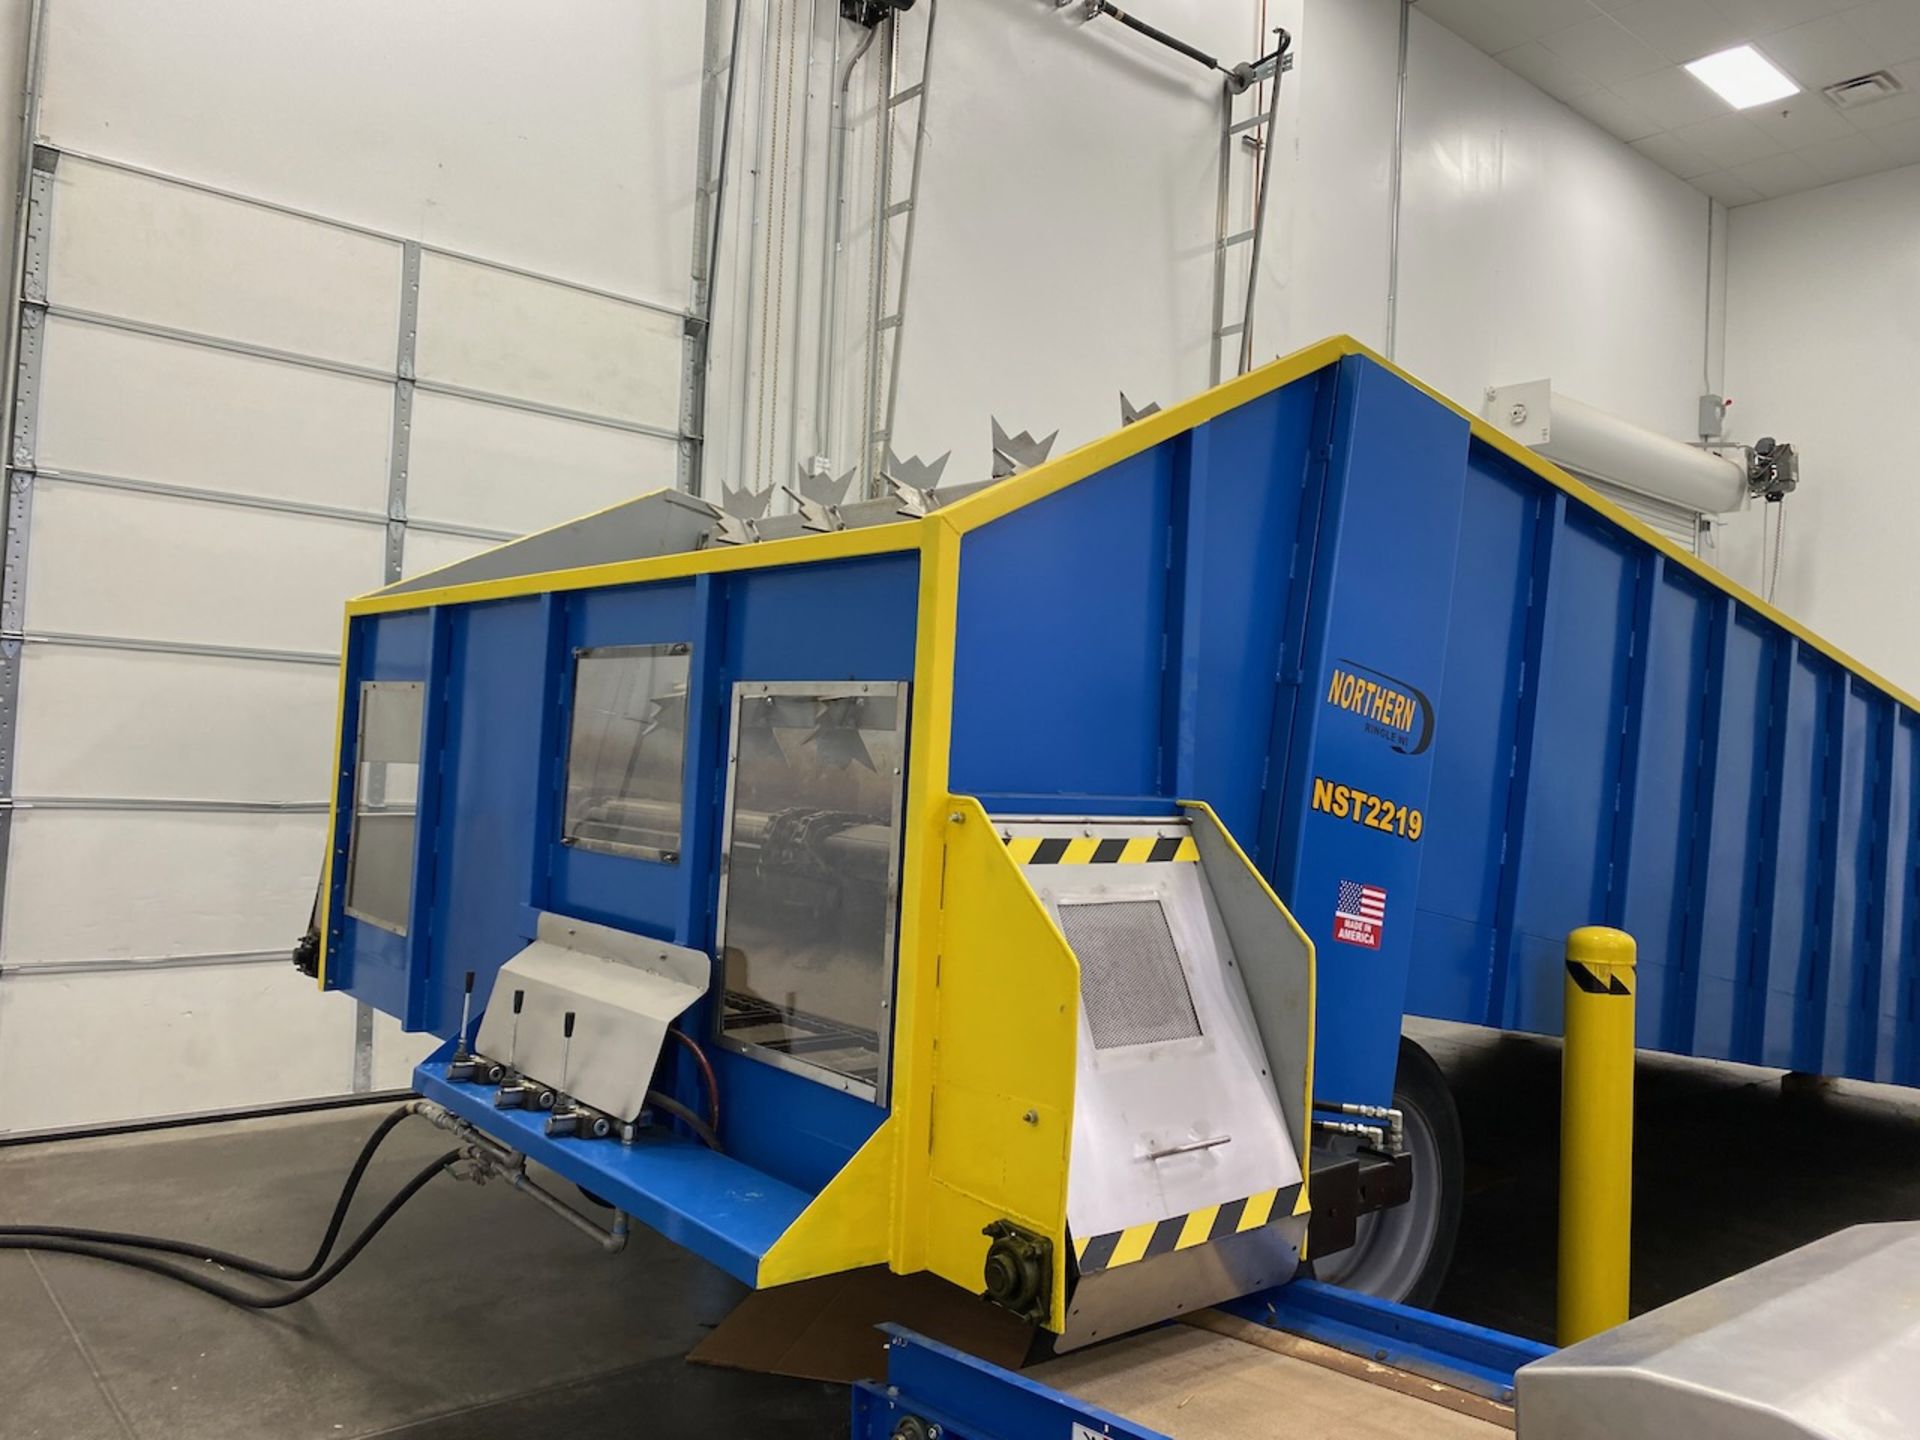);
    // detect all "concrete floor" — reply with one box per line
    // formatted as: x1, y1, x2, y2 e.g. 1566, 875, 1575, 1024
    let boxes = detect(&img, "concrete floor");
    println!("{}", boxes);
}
3, 1027, 1917, 1437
